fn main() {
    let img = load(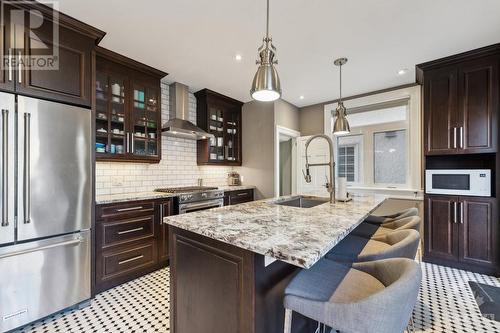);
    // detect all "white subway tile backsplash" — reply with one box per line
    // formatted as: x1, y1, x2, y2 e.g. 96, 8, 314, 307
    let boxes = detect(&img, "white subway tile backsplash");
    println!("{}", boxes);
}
96, 82, 235, 192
